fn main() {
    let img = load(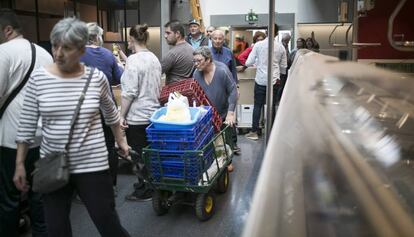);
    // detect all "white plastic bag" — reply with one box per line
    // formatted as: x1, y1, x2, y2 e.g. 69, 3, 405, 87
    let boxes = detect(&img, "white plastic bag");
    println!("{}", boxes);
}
158, 92, 191, 122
